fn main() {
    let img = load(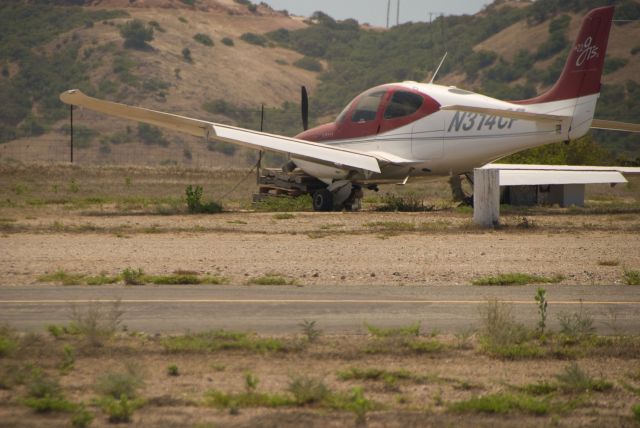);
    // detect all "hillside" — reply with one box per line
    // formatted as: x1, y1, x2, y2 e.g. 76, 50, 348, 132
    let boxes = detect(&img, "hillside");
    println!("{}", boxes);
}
0, 0, 639, 167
